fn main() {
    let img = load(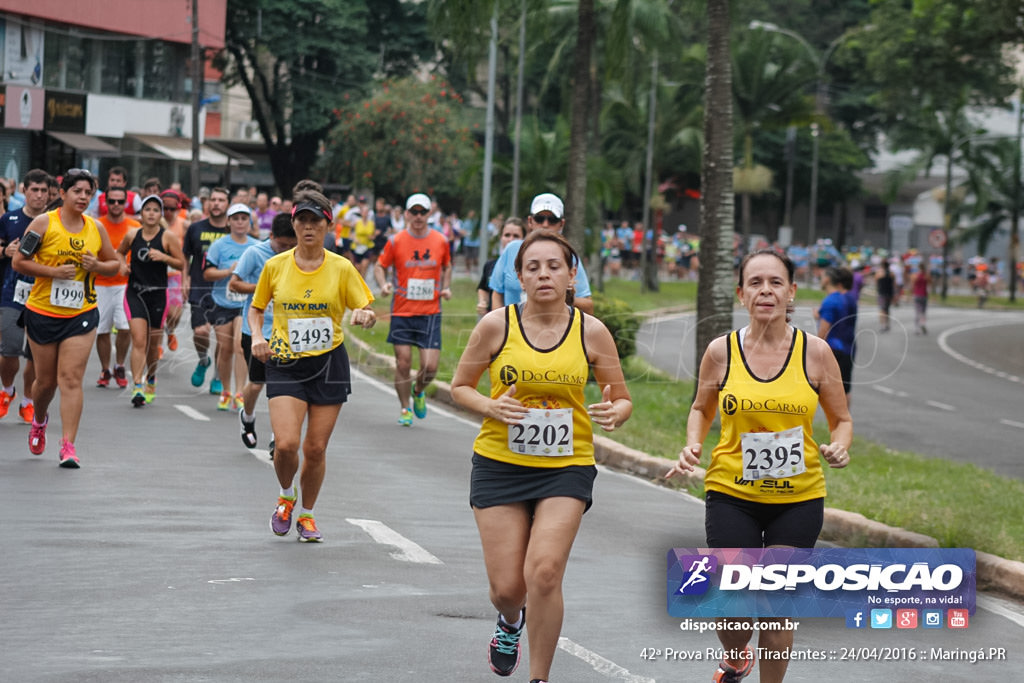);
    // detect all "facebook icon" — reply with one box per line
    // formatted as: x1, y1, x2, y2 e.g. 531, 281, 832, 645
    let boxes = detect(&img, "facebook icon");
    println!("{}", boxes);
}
845, 610, 866, 629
